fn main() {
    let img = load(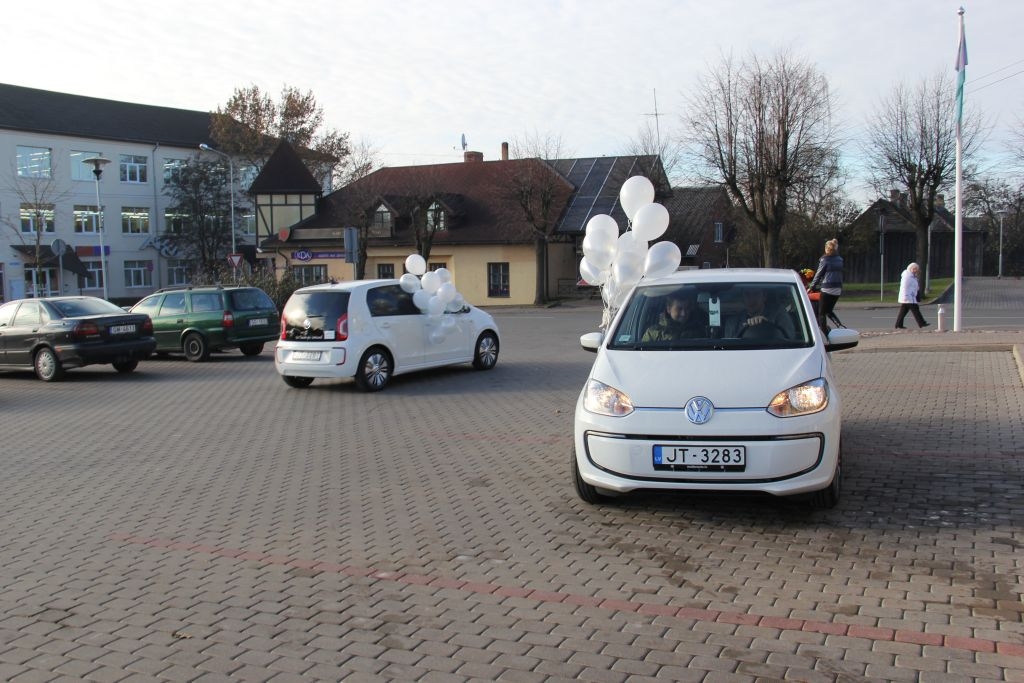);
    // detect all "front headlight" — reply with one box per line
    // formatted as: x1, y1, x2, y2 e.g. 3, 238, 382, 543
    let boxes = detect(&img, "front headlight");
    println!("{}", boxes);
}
767, 378, 829, 417
583, 379, 634, 417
